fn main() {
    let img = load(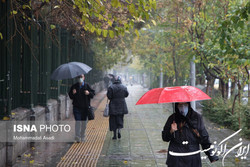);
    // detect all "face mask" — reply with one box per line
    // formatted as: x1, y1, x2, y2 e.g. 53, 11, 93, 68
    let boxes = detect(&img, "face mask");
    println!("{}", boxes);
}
79, 78, 84, 83
178, 105, 189, 116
